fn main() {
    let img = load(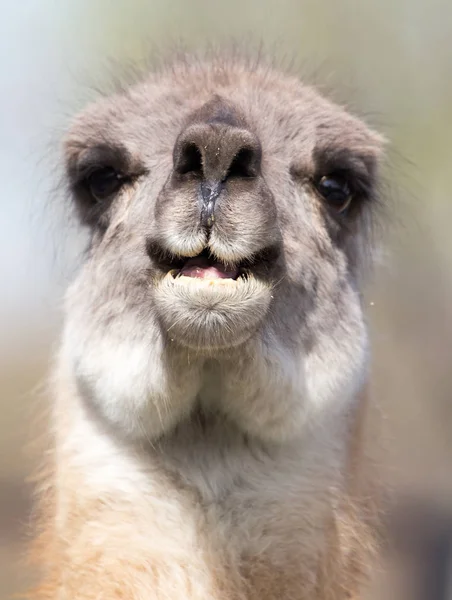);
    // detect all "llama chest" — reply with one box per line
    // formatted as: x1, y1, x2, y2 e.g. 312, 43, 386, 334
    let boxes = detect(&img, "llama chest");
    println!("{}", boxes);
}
152, 418, 344, 568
